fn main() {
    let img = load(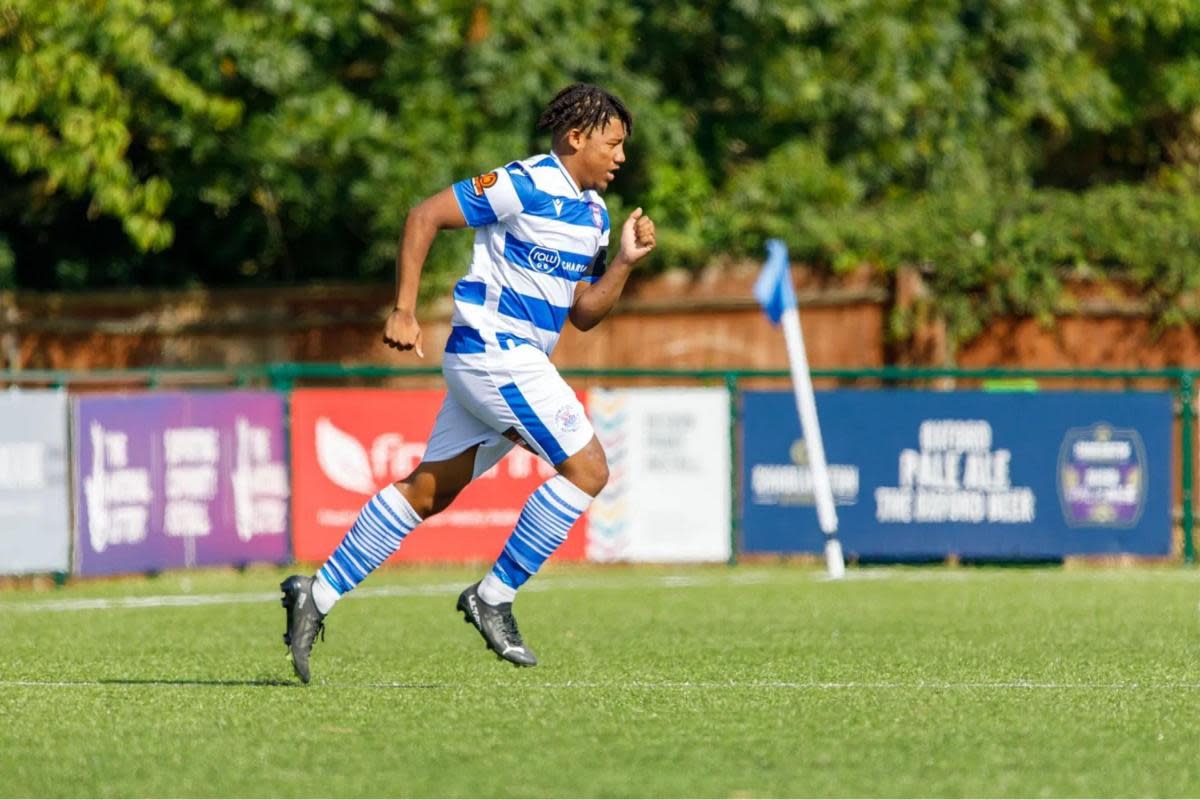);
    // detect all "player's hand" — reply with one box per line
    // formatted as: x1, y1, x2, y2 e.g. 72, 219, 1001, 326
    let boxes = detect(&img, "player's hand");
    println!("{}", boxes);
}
383, 308, 424, 358
617, 207, 656, 265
